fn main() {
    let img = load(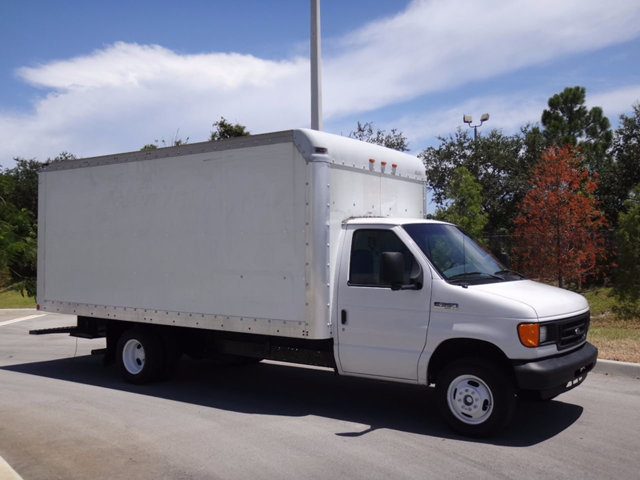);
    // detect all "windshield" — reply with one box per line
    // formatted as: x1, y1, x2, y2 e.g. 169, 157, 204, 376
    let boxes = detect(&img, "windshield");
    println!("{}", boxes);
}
402, 223, 523, 285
